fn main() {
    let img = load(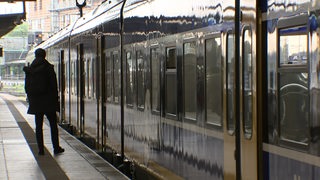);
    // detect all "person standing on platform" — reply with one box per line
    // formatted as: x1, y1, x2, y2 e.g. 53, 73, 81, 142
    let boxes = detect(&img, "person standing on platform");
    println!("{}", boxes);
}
23, 48, 64, 156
